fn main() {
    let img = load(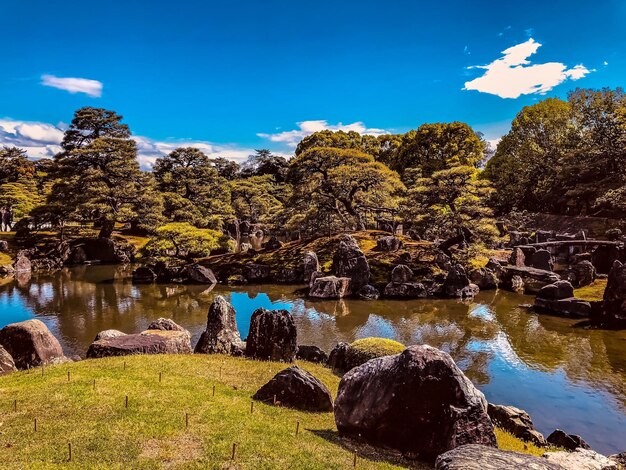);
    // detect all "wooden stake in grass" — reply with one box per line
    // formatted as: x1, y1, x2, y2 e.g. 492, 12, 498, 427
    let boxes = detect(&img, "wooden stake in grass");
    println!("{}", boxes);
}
212, 384, 215, 397
231, 443, 237, 460
123, 361, 126, 371
353, 451, 358, 467
159, 372, 162, 383
185, 412, 189, 429
295, 421, 300, 436
34, 418, 37, 432
250, 401, 254, 414
125, 395, 129, 409
67, 370, 71, 382
68, 442, 72, 462
93, 379, 96, 390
